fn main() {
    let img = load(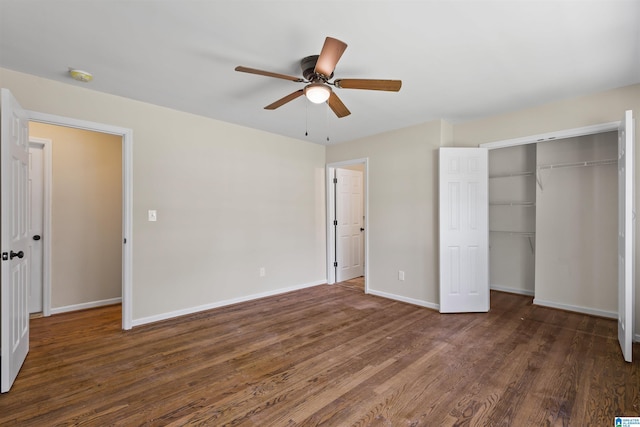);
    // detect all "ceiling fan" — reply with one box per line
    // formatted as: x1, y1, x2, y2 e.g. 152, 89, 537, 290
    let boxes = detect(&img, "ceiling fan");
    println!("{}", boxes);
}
235, 37, 402, 118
